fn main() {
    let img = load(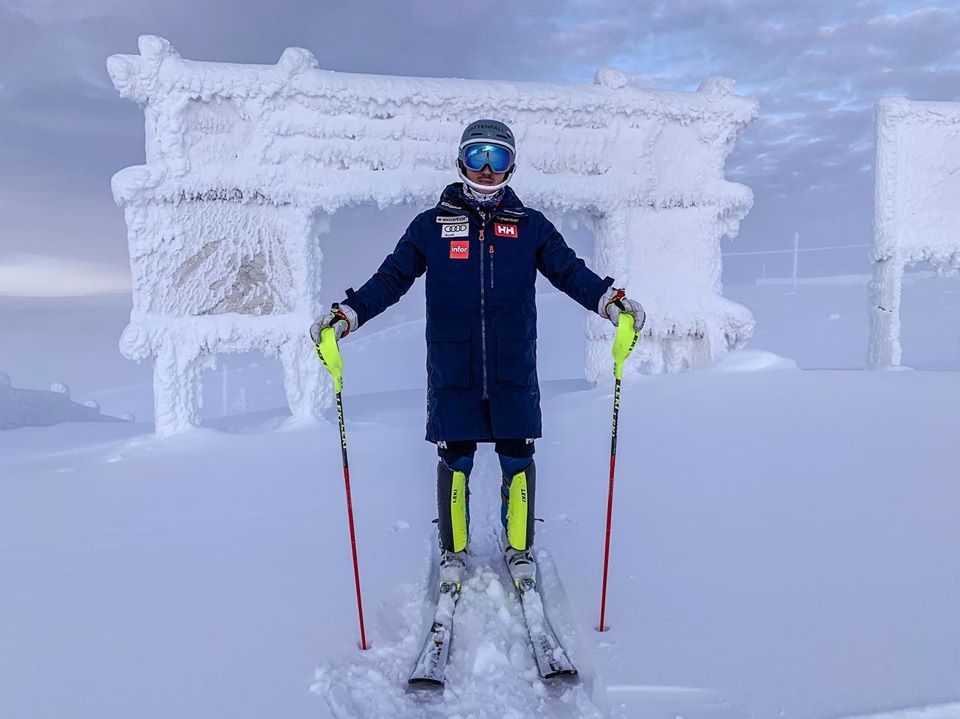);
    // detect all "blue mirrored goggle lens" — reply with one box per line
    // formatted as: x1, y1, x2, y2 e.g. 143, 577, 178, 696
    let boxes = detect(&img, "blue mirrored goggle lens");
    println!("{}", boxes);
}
462, 143, 513, 173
